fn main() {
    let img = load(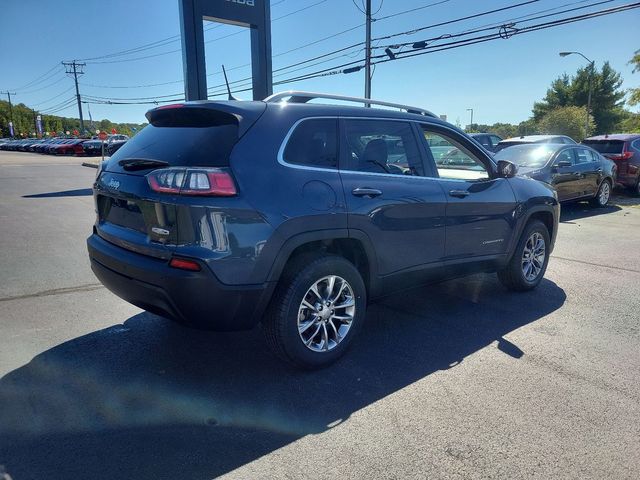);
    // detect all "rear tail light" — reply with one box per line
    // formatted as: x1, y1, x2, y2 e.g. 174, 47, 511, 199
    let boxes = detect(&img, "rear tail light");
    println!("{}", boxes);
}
169, 257, 201, 271
606, 152, 634, 160
146, 167, 237, 196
